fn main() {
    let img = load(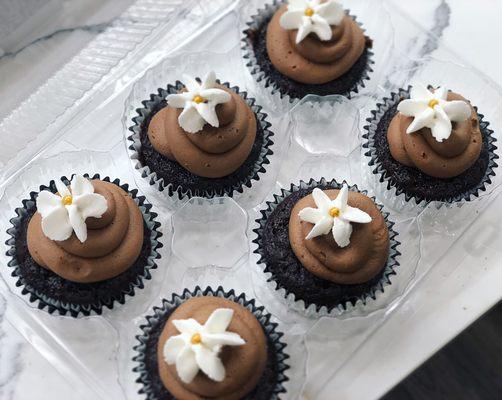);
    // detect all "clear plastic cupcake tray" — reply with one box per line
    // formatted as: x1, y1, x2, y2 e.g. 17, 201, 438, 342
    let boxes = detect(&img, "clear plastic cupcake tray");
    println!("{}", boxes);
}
1, 0, 501, 399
